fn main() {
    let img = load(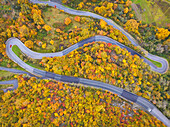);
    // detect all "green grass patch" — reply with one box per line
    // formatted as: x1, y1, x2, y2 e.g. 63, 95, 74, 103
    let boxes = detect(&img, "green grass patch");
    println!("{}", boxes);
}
146, 57, 162, 68
0, 4, 11, 11
133, 0, 153, 24
11, 45, 43, 70
12, 45, 21, 57
64, 23, 73, 32
26, 61, 44, 70
0, 60, 25, 71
